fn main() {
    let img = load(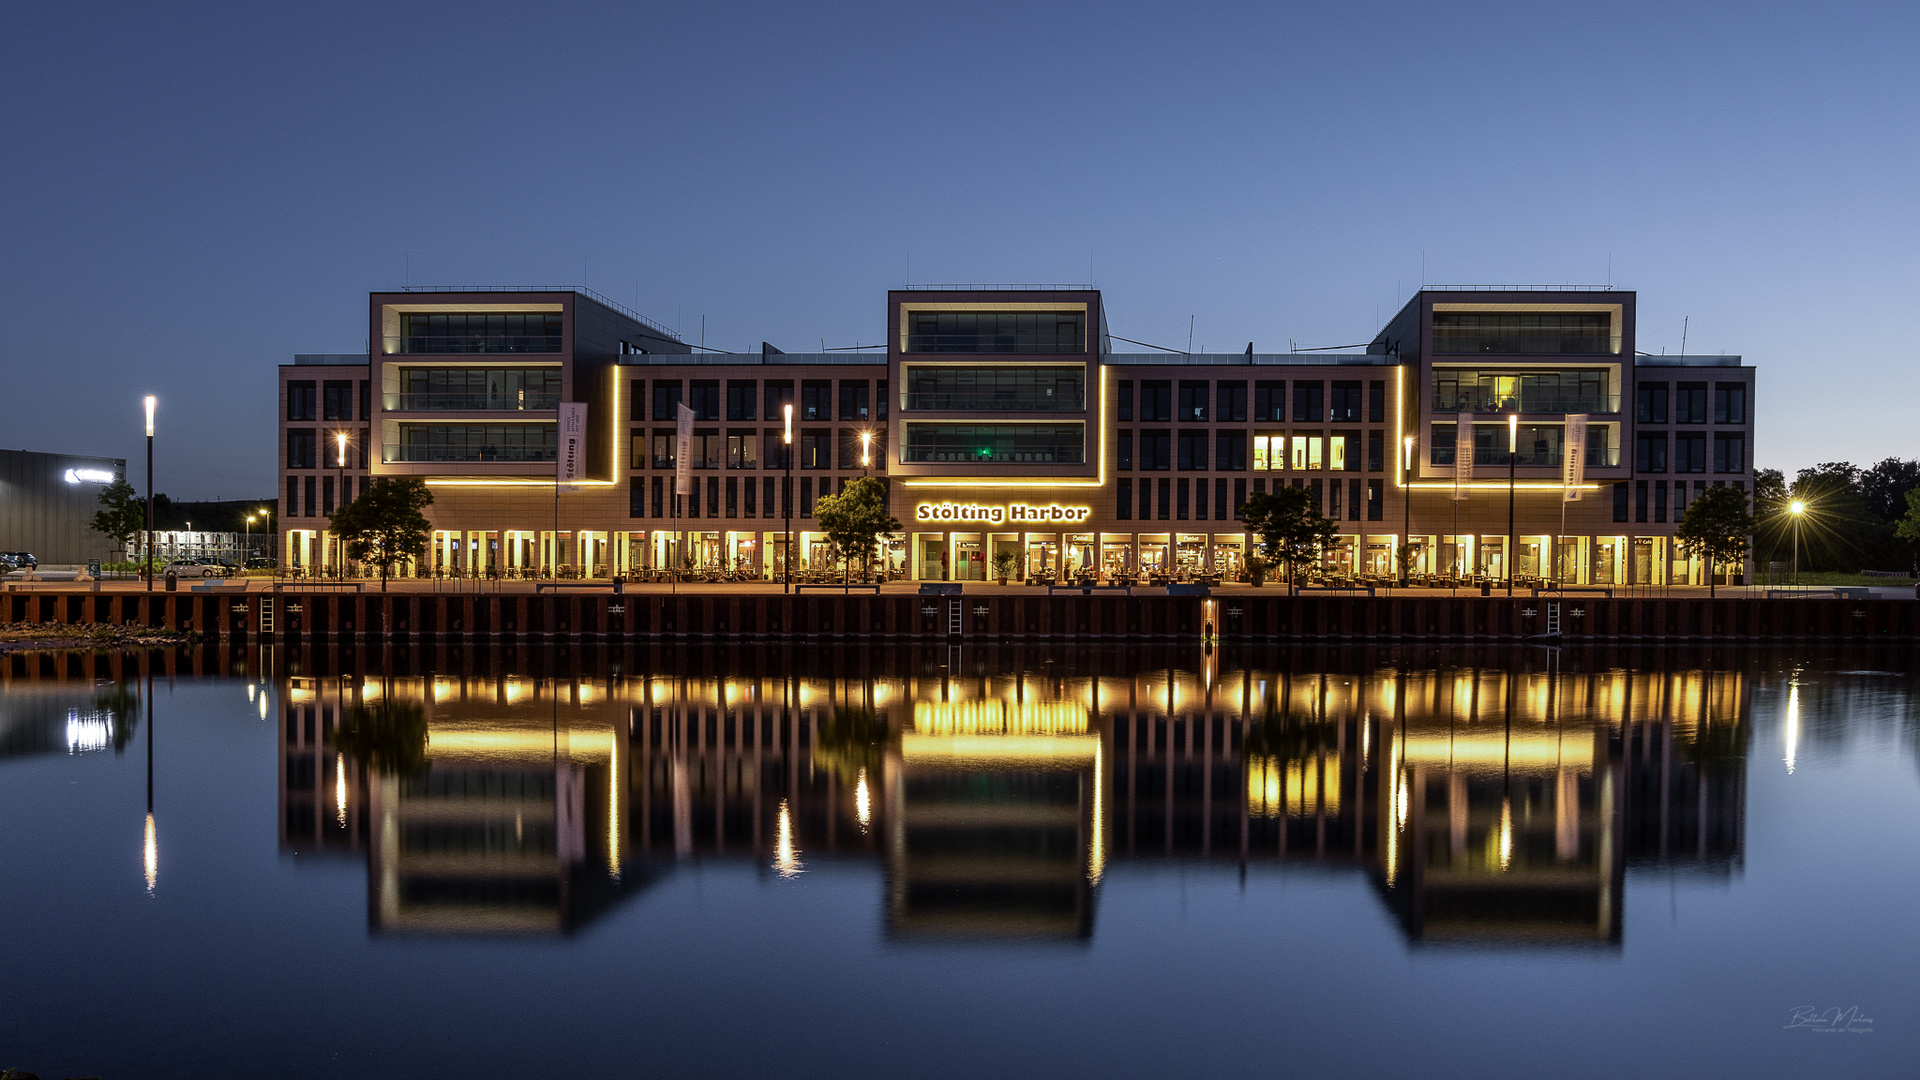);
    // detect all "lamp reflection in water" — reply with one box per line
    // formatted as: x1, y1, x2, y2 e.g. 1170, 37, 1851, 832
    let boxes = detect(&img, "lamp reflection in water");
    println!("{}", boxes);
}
1784, 680, 1800, 775
143, 811, 158, 893
1497, 798, 1514, 871
855, 768, 871, 832
335, 753, 347, 827
774, 799, 803, 878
